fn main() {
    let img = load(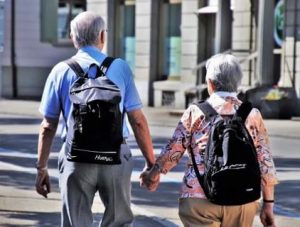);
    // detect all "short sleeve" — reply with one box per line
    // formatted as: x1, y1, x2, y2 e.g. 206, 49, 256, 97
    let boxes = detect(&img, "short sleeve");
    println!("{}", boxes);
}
122, 63, 143, 112
39, 63, 66, 119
